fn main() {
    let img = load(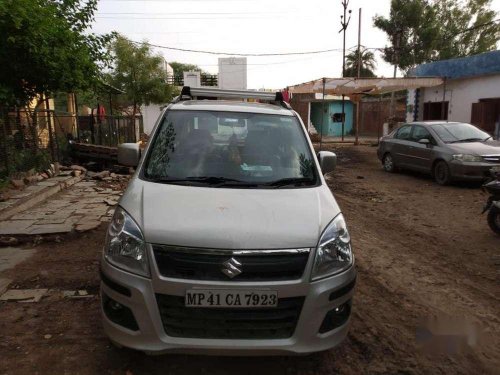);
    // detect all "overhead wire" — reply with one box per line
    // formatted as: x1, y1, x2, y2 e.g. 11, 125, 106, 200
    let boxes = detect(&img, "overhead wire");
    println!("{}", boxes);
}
127, 39, 345, 56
